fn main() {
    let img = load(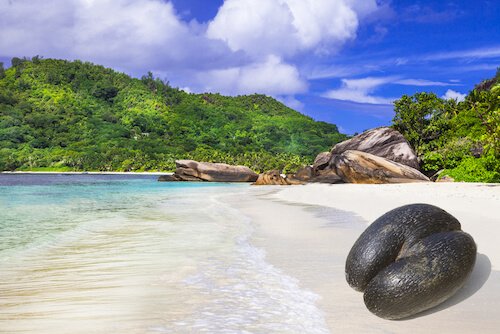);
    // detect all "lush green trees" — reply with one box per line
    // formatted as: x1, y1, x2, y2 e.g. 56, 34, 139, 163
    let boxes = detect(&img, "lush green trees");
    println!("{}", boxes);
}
392, 71, 500, 182
393, 92, 443, 154
0, 57, 346, 173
